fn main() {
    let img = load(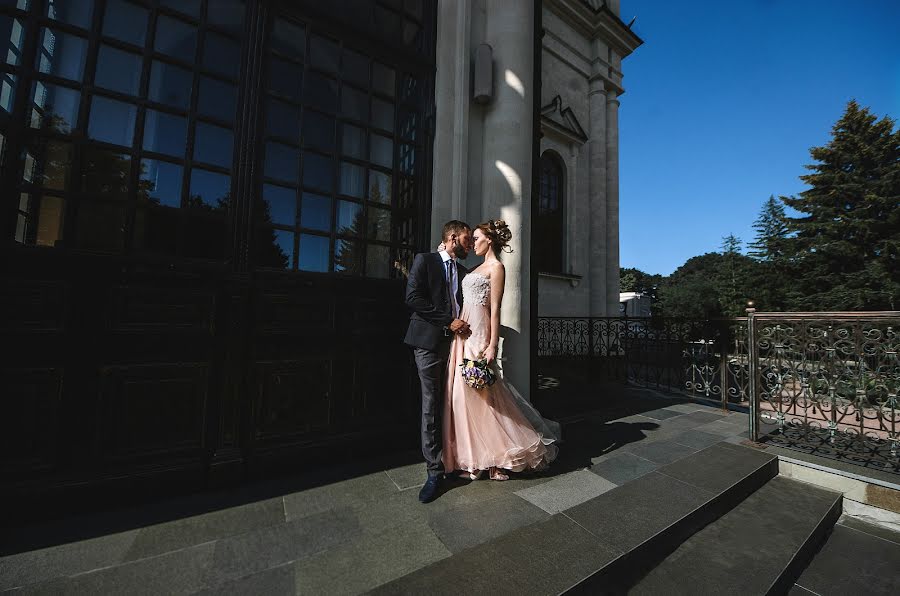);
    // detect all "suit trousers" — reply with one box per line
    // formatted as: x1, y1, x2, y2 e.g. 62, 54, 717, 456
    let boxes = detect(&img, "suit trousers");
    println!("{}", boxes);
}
413, 346, 449, 477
